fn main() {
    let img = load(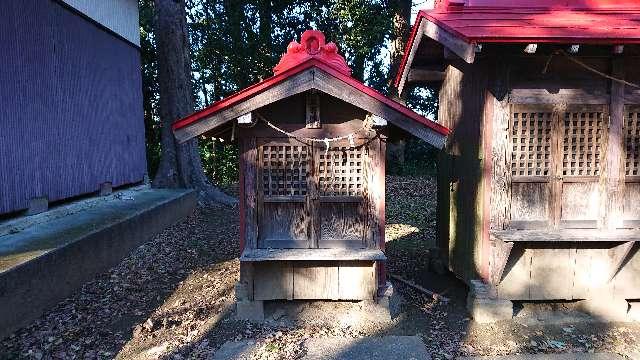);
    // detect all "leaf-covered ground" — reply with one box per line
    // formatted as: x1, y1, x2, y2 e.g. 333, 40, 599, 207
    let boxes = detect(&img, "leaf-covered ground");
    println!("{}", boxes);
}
2, 176, 640, 359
